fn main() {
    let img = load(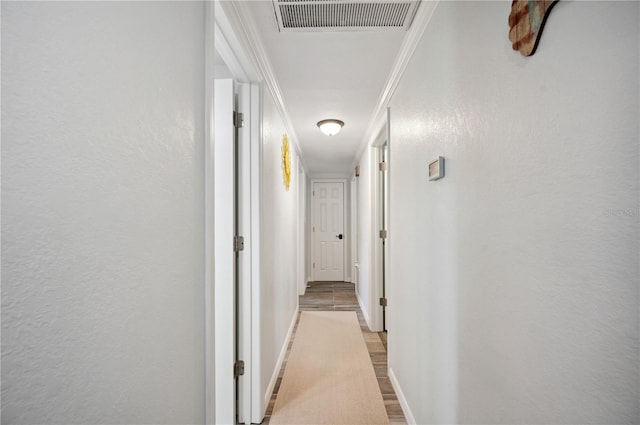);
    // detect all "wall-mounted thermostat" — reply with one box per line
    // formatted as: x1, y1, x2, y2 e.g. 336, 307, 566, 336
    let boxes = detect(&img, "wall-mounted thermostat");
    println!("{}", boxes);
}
428, 156, 445, 181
